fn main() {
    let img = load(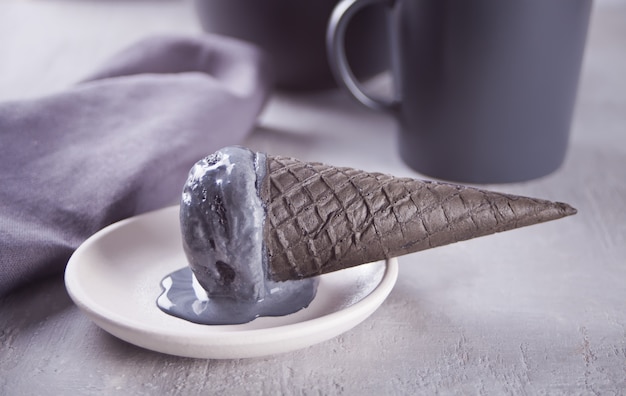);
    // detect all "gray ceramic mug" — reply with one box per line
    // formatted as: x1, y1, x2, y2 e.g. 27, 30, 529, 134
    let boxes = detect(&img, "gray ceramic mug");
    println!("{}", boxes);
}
328, 0, 592, 183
